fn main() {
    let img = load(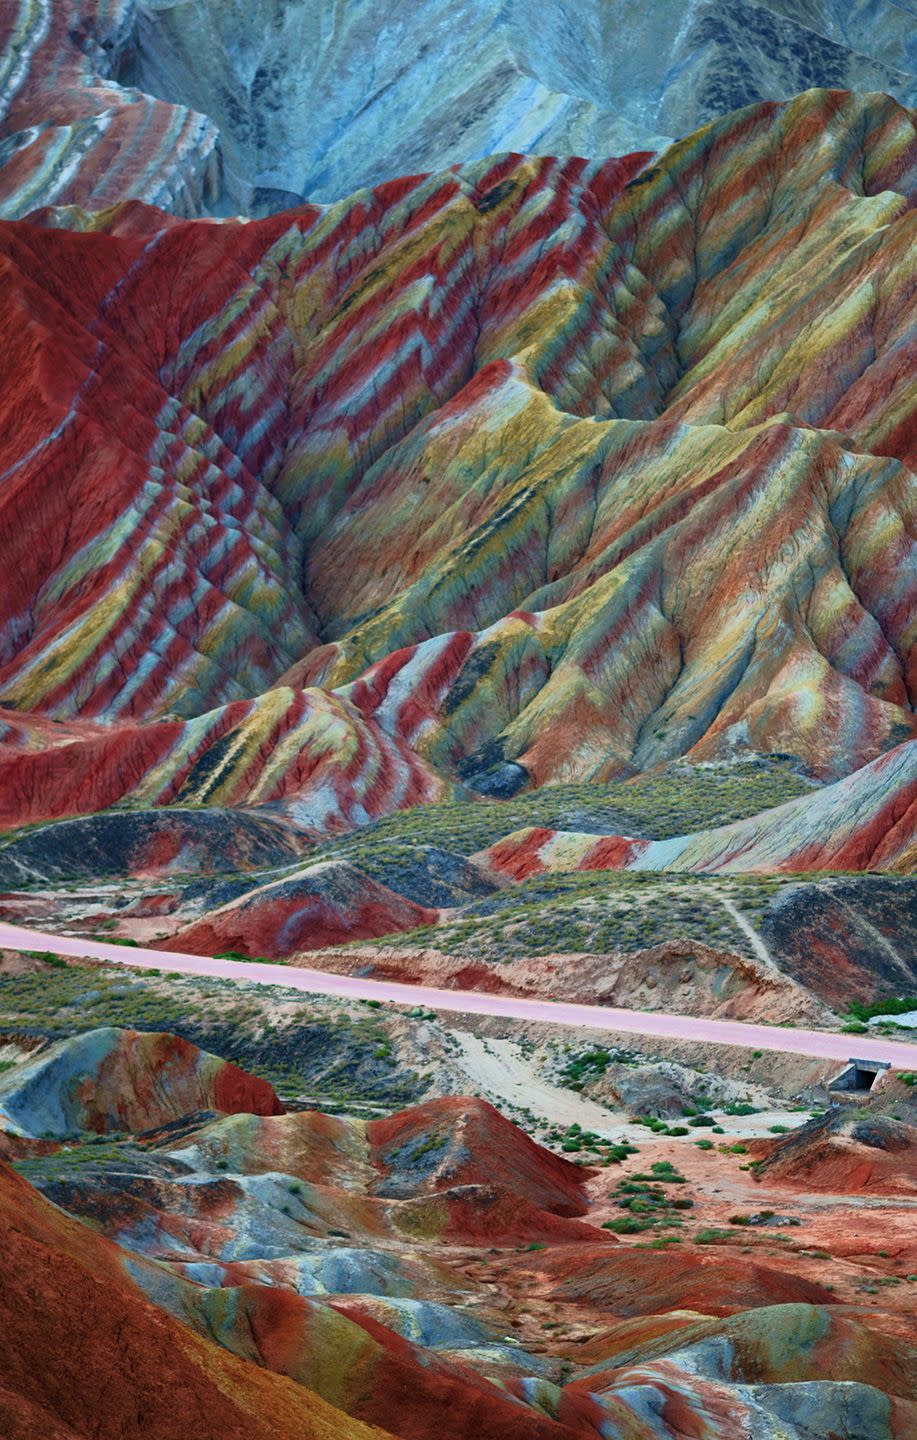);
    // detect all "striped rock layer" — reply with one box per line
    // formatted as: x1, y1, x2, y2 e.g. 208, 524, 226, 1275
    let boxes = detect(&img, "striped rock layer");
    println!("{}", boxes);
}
0, 1025, 283, 1138
475, 739, 917, 879
0, 88, 916, 843
0, 1, 220, 220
